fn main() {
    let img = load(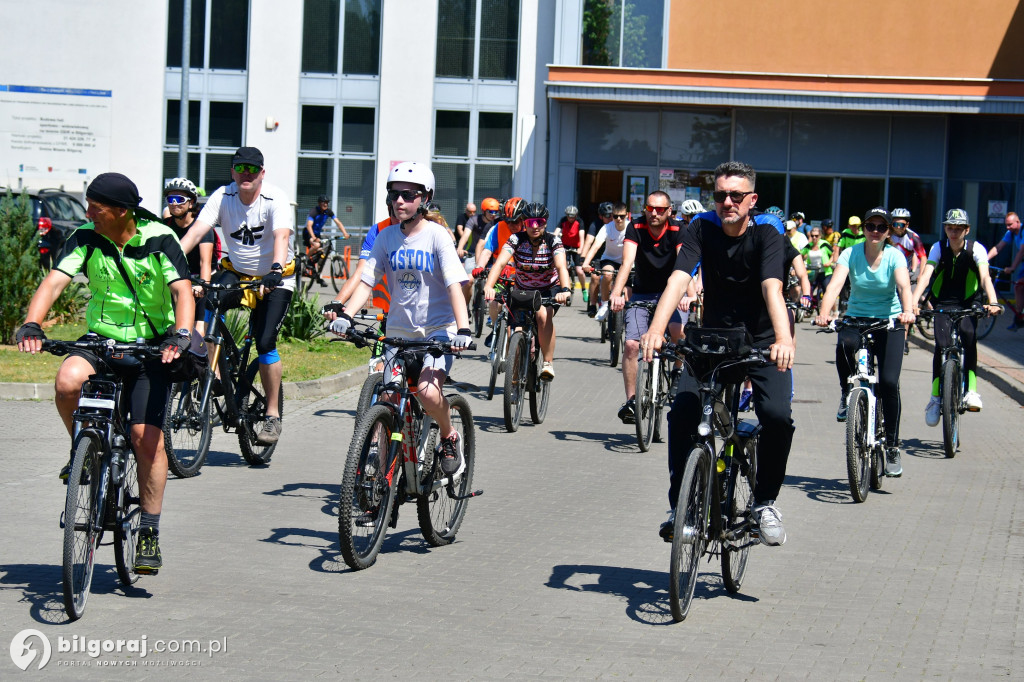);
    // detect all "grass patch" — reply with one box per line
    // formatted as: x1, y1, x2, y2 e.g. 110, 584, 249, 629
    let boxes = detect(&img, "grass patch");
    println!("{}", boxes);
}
0, 321, 368, 384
